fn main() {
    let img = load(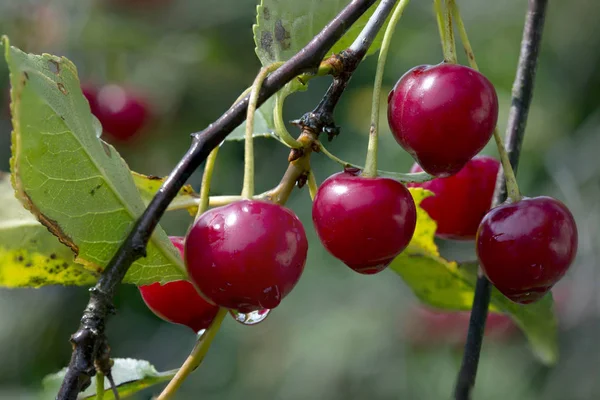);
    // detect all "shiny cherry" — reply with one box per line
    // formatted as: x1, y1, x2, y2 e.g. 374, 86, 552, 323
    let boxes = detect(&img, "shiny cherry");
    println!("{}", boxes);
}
408, 155, 500, 240
312, 169, 417, 274
387, 63, 498, 177
477, 196, 578, 304
139, 237, 219, 333
94, 84, 149, 141
185, 200, 308, 313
